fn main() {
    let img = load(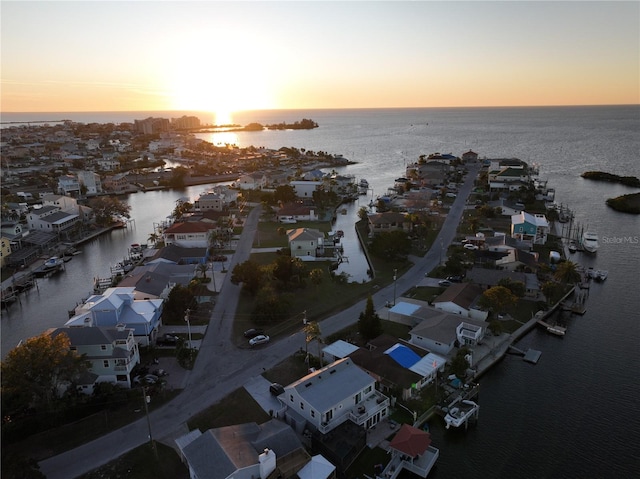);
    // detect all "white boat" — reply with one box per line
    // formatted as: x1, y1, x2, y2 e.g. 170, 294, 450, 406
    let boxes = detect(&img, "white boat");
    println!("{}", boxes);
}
581, 231, 599, 253
547, 325, 567, 336
444, 399, 479, 429
43, 257, 64, 269
358, 178, 369, 194
594, 270, 608, 282
568, 241, 577, 253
